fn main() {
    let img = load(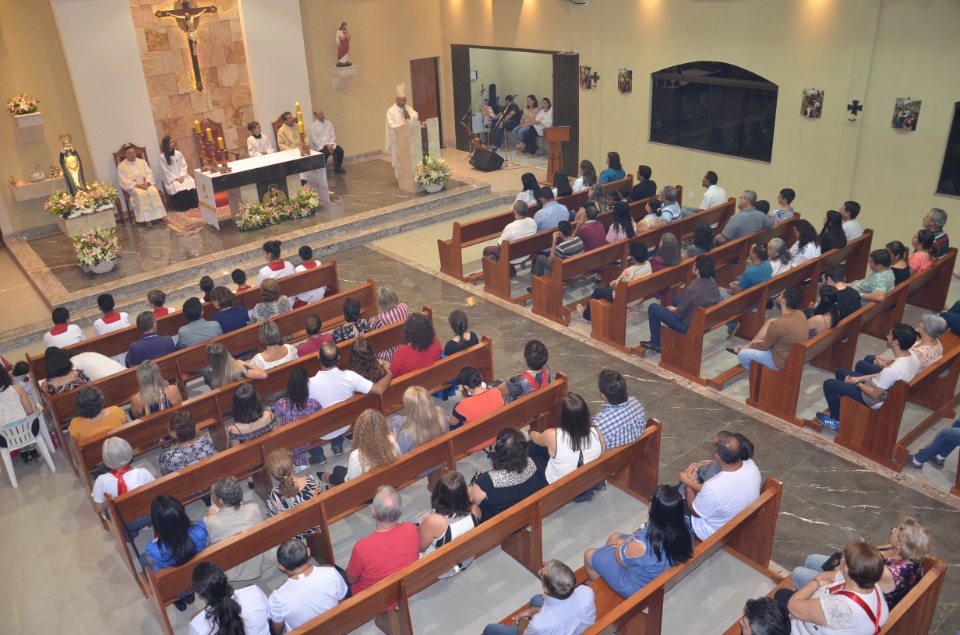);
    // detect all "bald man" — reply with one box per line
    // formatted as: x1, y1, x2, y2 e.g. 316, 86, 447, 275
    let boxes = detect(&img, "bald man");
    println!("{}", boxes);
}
311, 108, 345, 174
384, 83, 419, 178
